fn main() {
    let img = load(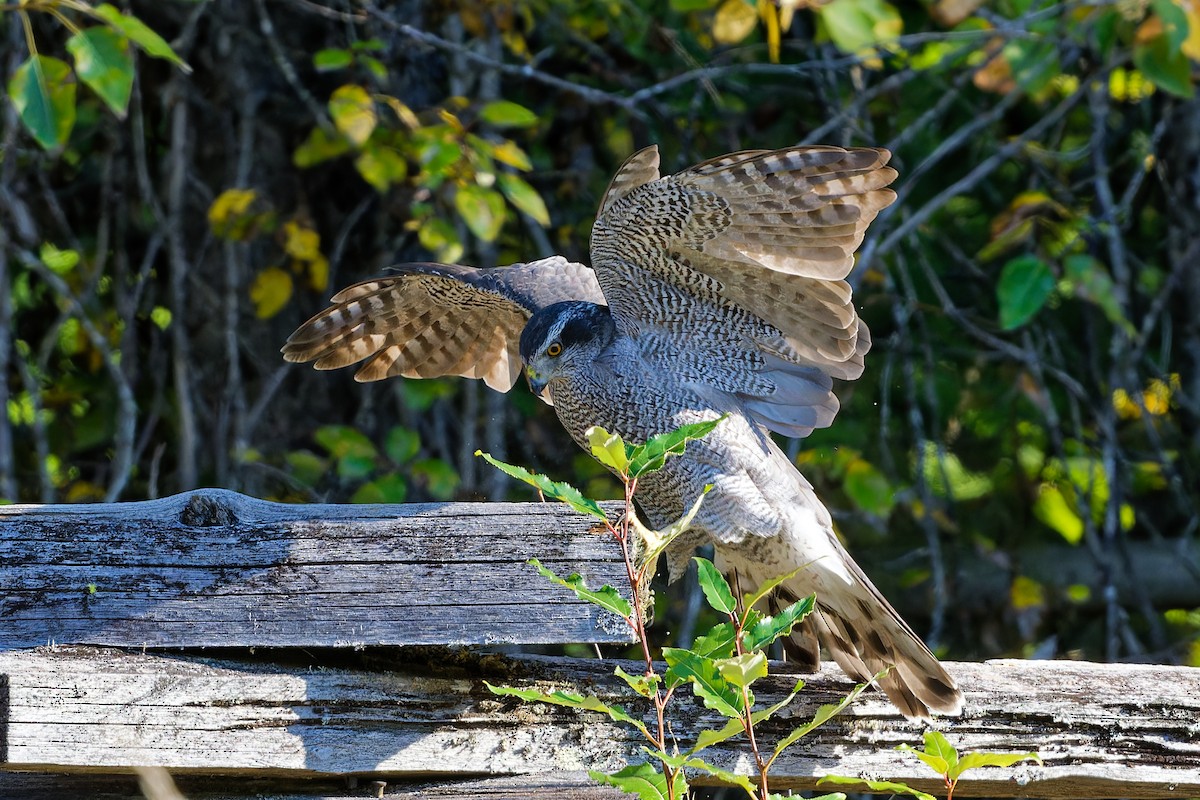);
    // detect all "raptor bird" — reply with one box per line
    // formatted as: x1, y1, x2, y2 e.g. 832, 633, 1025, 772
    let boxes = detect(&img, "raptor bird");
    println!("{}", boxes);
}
282, 145, 964, 719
